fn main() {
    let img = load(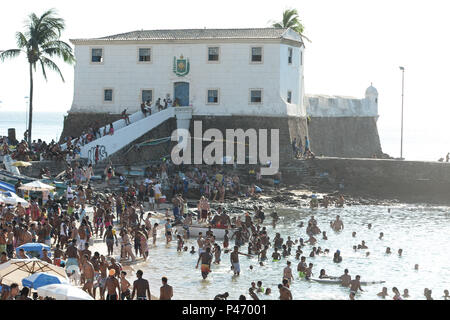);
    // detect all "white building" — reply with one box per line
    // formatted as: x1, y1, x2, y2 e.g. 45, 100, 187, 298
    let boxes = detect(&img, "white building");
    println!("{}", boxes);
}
70, 28, 306, 117
64, 28, 381, 162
